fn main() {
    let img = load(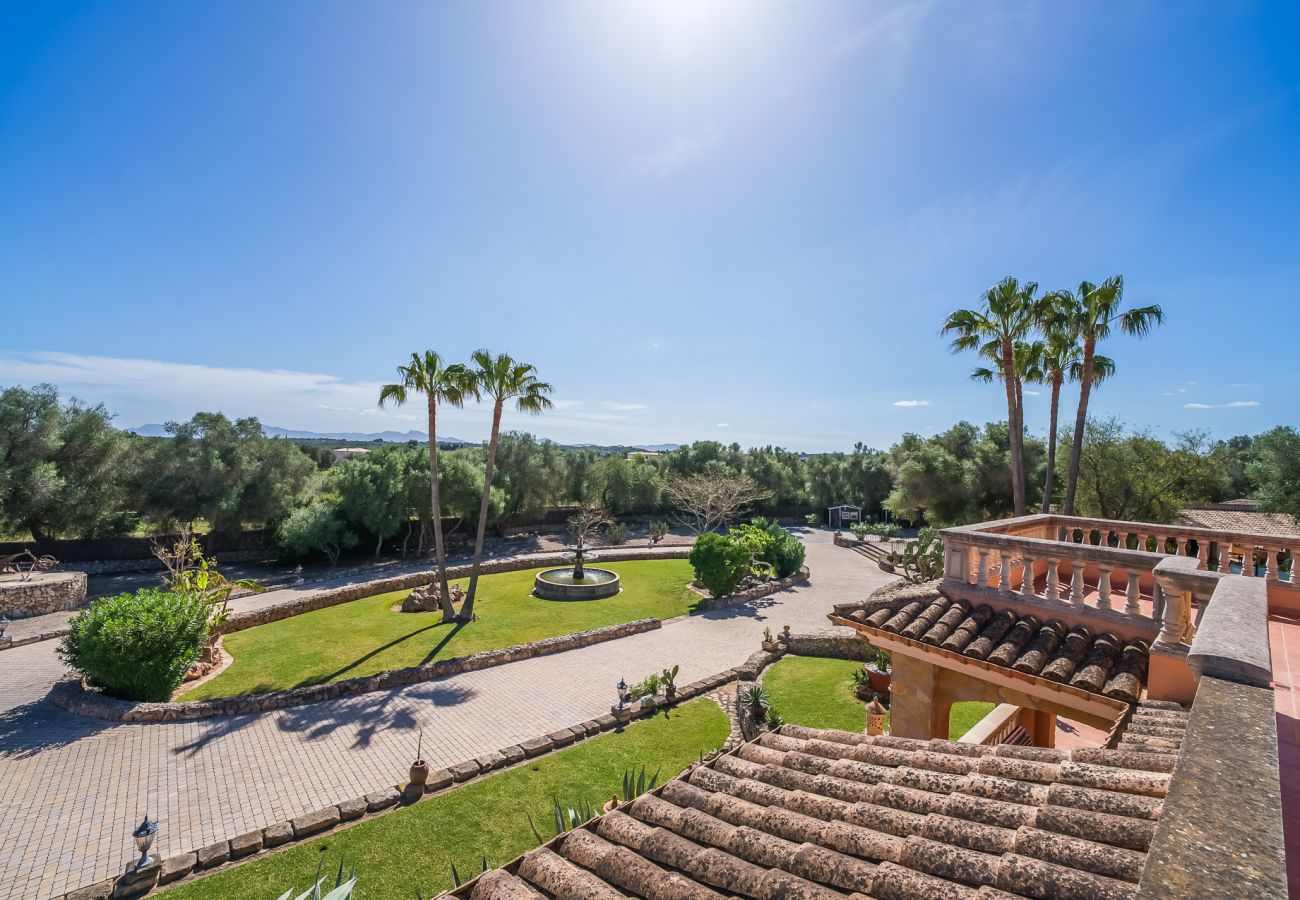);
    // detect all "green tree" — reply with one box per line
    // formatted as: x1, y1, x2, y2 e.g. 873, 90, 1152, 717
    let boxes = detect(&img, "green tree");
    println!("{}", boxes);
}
332, 446, 412, 556
136, 413, 313, 532
1068, 417, 1228, 522
1051, 276, 1165, 515
942, 276, 1041, 516
379, 352, 473, 621
462, 351, 554, 620
277, 499, 357, 565
492, 432, 567, 524
1247, 427, 1300, 521
0, 384, 130, 540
